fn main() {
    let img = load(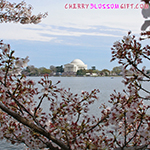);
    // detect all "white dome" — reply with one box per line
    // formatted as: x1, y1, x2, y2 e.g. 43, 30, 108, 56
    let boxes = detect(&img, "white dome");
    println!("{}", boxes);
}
71, 59, 85, 66
64, 59, 87, 72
